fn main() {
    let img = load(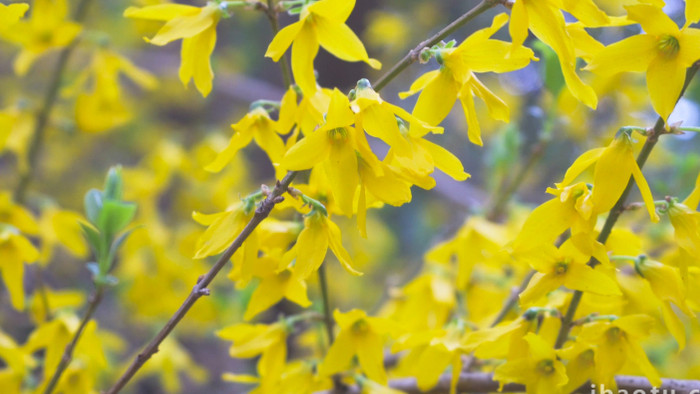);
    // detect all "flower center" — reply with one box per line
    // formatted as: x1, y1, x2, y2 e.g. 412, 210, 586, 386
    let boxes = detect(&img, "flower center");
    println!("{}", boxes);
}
536, 359, 555, 375
352, 318, 369, 334
657, 34, 680, 57
554, 261, 568, 276
328, 127, 348, 142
